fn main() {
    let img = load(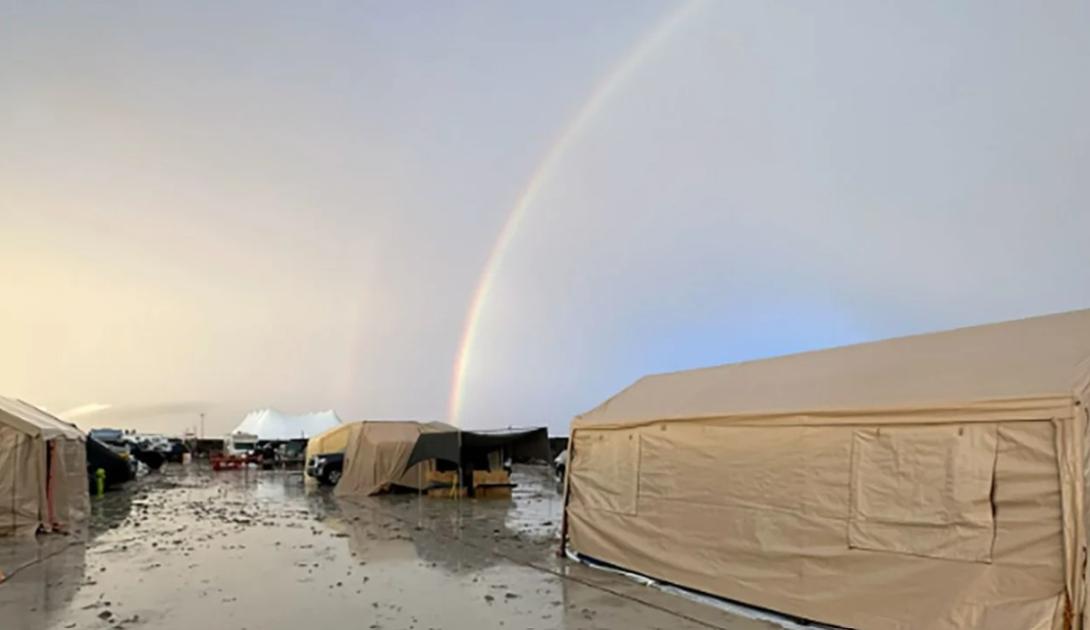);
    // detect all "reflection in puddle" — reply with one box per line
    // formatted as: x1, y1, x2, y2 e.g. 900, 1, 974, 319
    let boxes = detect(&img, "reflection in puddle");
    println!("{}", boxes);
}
0, 536, 87, 630
0, 464, 776, 630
